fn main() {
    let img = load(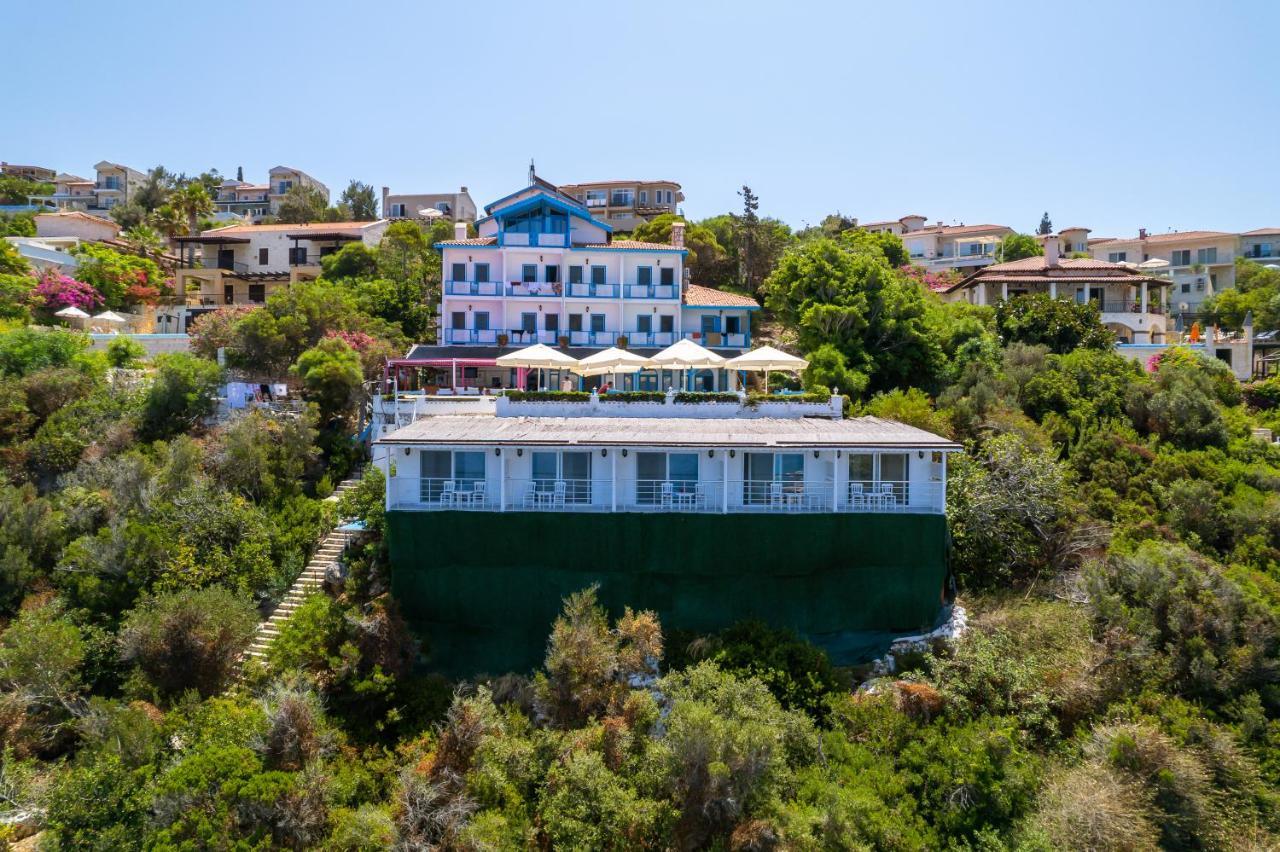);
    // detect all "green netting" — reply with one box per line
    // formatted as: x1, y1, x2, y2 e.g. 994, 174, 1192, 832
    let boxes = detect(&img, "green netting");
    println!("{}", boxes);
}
388, 510, 950, 676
